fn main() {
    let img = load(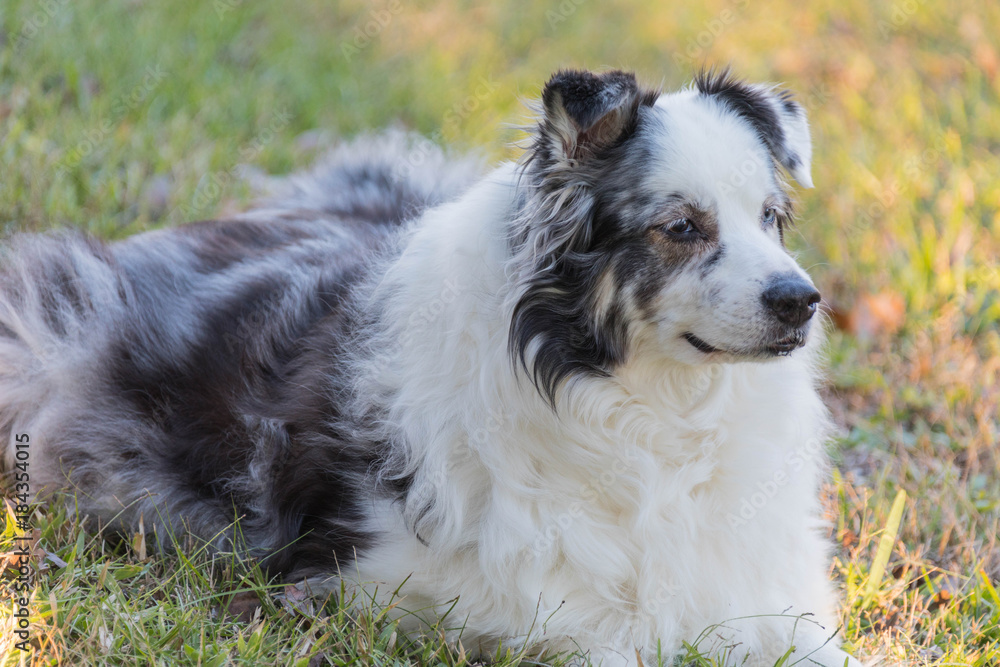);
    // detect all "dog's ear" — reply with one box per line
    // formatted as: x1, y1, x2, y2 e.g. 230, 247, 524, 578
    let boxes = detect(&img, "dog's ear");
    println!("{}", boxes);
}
695, 68, 814, 188
509, 71, 657, 406
537, 69, 657, 166
515, 69, 657, 259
